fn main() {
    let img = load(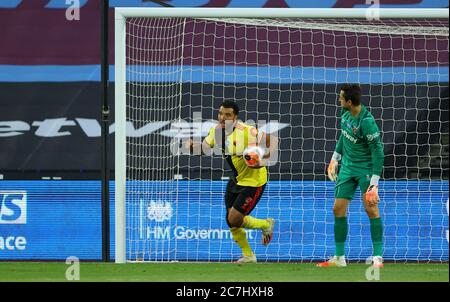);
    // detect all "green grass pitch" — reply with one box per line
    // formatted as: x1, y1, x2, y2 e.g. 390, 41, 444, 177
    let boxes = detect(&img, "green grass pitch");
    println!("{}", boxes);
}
0, 262, 447, 282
